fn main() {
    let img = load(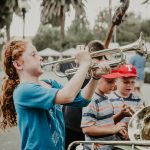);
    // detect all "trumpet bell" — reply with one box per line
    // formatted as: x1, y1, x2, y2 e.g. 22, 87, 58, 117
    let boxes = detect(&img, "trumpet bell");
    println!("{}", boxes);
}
128, 106, 150, 150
